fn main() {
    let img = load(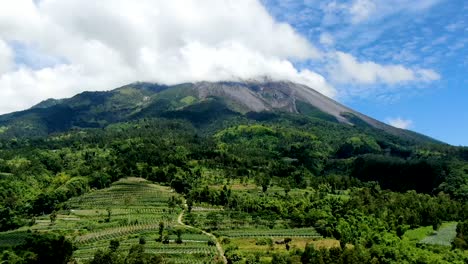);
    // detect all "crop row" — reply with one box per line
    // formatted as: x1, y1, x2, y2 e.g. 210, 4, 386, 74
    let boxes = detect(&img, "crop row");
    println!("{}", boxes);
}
68, 195, 171, 203
75, 223, 164, 244
217, 228, 321, 238
67, 200, 170, 209
146, 247, 217, 255
69, 191, 172, 198
69, 208, 169, 216
170, 257, 216, 264
77, 240, 213, 252
73, 245, 216, 260
191, 207, 223, 212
